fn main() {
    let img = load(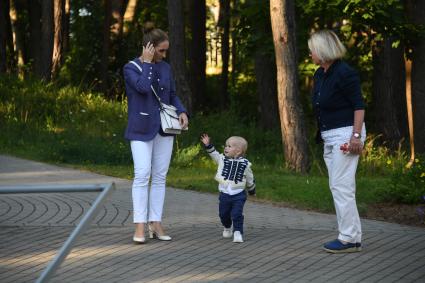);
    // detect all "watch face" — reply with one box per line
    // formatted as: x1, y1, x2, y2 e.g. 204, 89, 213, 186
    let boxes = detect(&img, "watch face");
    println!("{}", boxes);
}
353, 133, 360, 138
